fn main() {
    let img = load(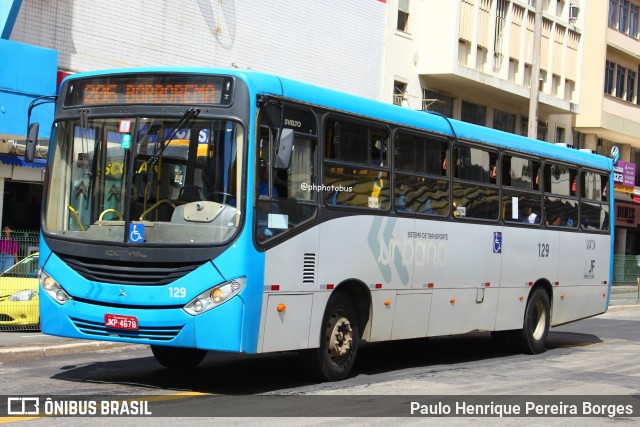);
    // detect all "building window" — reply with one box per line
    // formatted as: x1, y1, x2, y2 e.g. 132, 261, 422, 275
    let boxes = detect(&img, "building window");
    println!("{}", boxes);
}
393, 81, 407, 106
494, 0, 508, 54
638, 66, 640, 104
461, 101, 486, 126
627, 70, 636, 102
519, 116, 528, 137
609, 0, 619, 27
422, 89, 454, 117
573, 130, 585, 149
555, 127, 565, 144
493, 109, 516, 133
537, 121, 548, 142
564, 79, 575, 101
605, 61, 615, 95
631, 4, 639, 37
620, 0, 629, 33
552, 74, 561, 97
397, 0, 409, 32
616, 65, 627, 98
